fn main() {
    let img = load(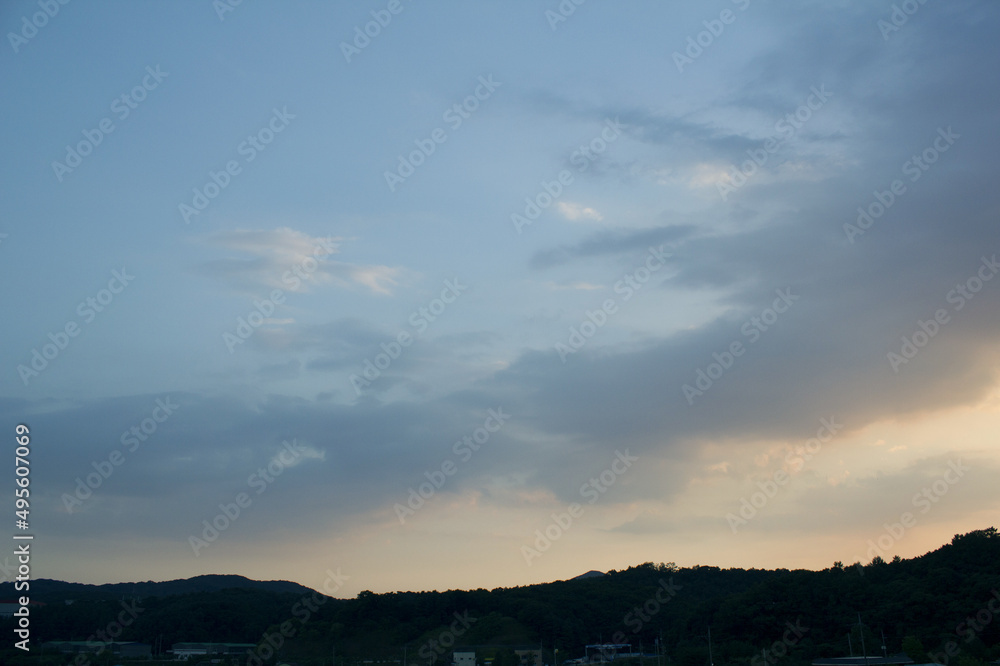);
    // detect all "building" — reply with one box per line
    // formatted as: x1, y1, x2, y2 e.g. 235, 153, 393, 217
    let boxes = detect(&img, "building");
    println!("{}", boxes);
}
120, 642, 152, 658
585, 644, 632, 663
455, 651, 477, 666
455, 647, 547, 666
171, 642, 258, 659
42, 641, 150, 658
813, 656, 915, 666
